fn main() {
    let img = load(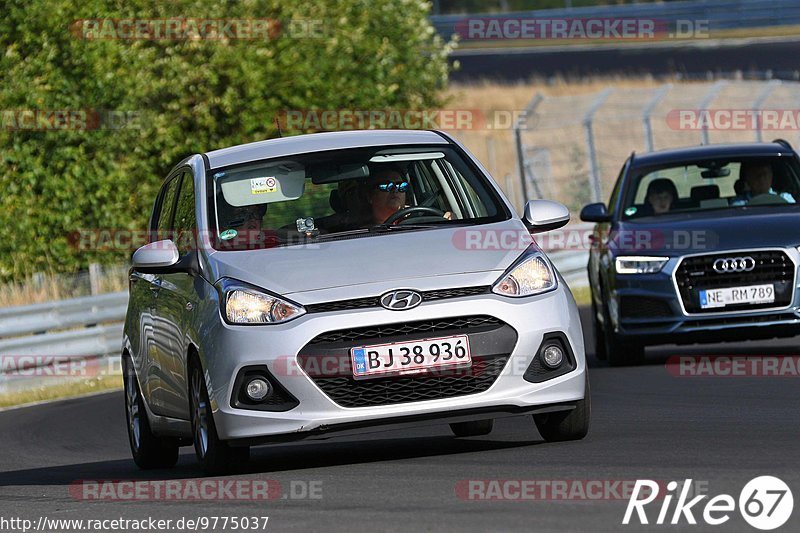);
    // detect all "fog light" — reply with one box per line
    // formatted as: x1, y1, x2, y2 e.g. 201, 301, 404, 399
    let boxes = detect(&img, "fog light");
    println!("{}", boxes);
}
541, 344, 564, 369
245, 378, 271, 401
